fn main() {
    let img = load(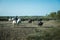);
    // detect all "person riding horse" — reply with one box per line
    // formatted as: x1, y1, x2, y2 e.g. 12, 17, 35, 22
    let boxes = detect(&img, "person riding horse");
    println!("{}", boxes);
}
14, 16, 18, 23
